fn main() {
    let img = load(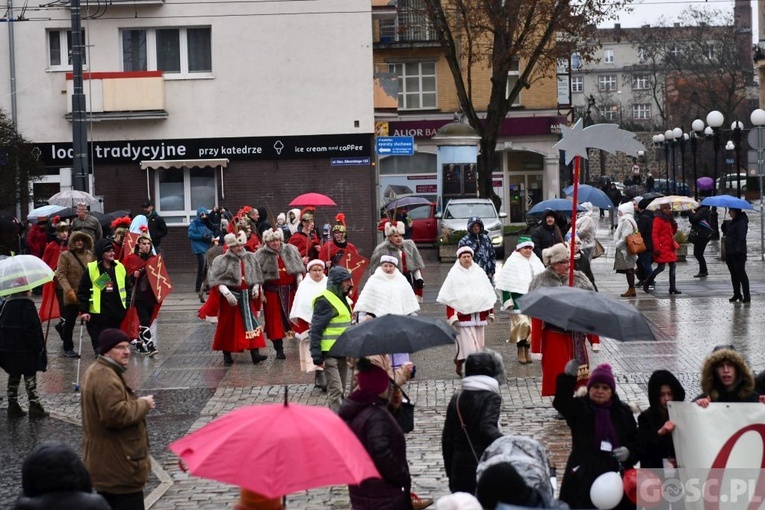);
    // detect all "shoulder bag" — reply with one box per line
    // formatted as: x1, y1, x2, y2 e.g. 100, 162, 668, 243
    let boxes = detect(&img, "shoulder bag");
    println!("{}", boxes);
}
592, 239, 606, 259
389, 378, 415, 434
625, 219, 646, 255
